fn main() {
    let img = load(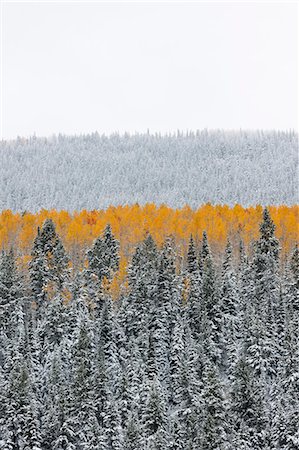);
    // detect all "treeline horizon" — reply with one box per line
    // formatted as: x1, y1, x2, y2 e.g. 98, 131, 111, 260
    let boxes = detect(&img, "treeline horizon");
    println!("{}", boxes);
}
2, 127, 297, 142
1, 130, 297, 211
